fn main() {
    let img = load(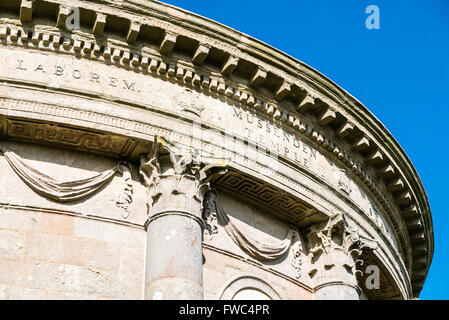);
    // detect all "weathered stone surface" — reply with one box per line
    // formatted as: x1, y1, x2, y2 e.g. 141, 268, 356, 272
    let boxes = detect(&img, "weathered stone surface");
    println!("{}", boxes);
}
0, 285, 8, 299
73, 218, 143, 246
0, 258, 30, 286
0, 208, 145, 299
0, 230, 25, 260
